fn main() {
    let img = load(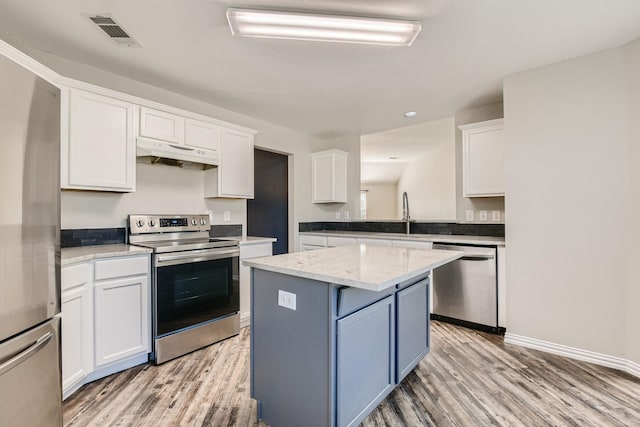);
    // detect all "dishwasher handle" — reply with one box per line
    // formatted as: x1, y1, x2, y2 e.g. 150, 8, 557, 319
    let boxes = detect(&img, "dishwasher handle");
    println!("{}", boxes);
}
460, 254, 495, 261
